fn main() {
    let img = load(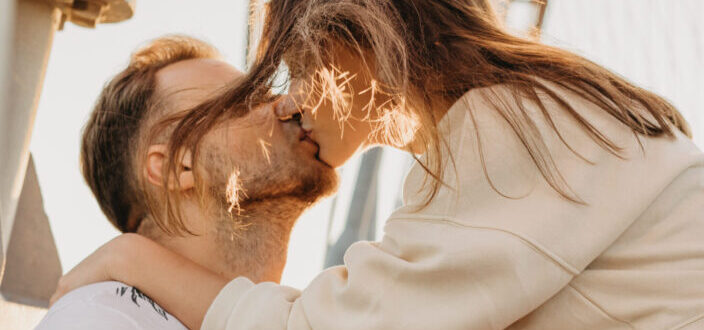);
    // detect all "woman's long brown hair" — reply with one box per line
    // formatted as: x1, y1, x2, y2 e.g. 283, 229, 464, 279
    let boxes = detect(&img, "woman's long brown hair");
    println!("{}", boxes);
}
161, 0, 691, 232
